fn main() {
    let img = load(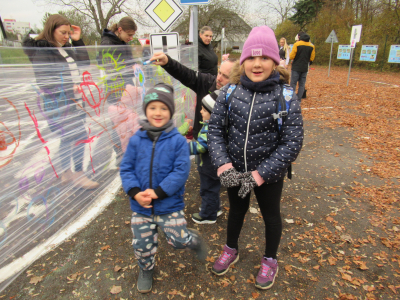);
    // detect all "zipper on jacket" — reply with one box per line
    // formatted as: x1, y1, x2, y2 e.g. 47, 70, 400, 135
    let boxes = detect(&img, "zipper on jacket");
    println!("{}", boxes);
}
244, 93, 257, 172
149, 137, 158, 215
